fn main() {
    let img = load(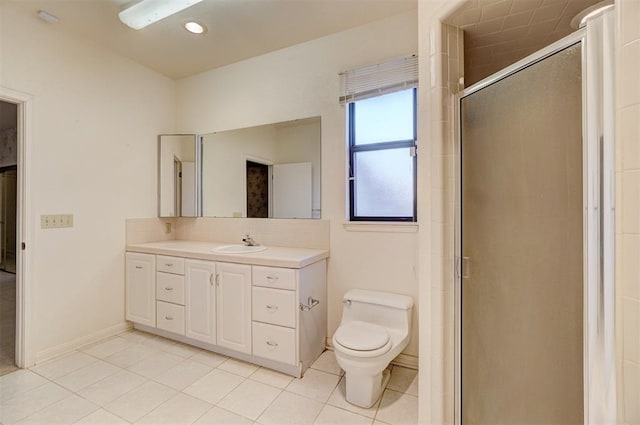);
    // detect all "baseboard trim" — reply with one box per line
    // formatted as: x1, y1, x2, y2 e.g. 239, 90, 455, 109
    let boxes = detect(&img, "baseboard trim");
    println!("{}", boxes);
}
325, 337, 418, 370
35, 322, 132, 365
